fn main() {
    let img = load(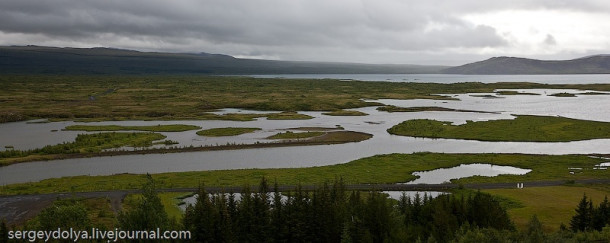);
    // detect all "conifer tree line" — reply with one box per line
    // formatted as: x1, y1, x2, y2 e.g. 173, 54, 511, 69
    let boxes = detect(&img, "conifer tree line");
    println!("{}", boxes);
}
182, 178, 514, 242
570, 194, 610, 232
3, 176, 610, 242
